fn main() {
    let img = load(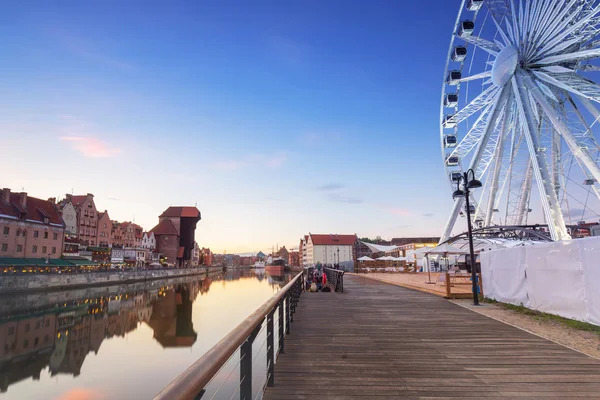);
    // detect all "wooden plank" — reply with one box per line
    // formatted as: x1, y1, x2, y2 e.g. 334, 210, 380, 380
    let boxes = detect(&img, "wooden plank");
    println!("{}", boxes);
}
263, 275, 600, 399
